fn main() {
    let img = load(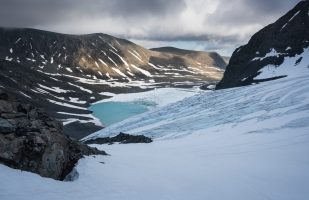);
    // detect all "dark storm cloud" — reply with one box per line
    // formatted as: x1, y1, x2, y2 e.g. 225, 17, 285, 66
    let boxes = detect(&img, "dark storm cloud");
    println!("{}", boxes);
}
0, 0, 185, 27
103, 0, 186, 17
248, 0, 300, 14
210, 0, 300, 26
128, 32, 240, 44
0, 0, 303, 55
0, 0, 301, 34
